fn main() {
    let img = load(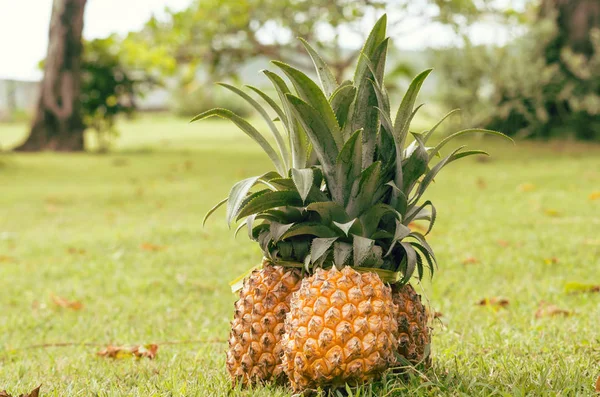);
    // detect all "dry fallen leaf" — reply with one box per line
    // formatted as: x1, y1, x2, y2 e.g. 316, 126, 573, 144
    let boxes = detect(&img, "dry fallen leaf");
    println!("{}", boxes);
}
462, 256, 479, 265
518, 183, 536, 192
497, 239, 510, 247
140, 243, 167, 252
67, 247, 86, 255
544, 257, 559, 265
51, 294, 83, 310
477, 297, 510, 311
544, 208, 561, 217
476, 178, 487, 189
595, 375, 600, 392
97, 344, 158, 359
0, 255, 17, 263
564, 282, 600, 294
535, 301, 573, 319
0, 385, 41, 397
589, 191, 600, 201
